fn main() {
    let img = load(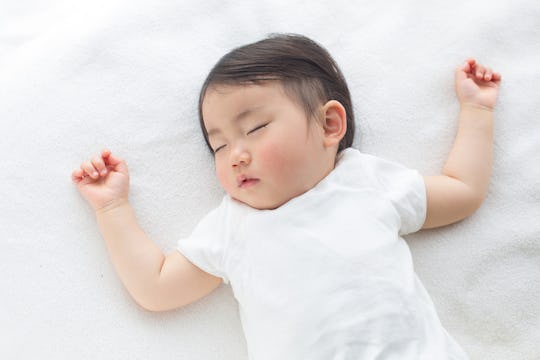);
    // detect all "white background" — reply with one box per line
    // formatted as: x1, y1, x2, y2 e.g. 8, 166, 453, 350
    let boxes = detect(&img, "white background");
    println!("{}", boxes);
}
1, 0, 539, 359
